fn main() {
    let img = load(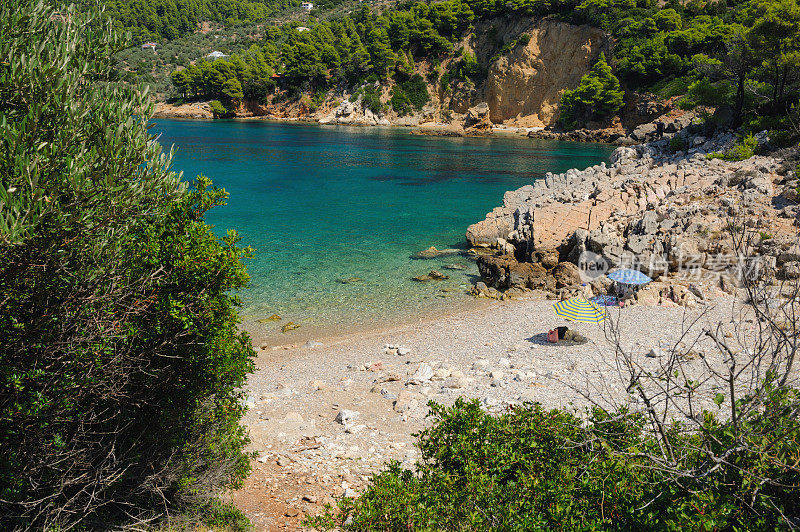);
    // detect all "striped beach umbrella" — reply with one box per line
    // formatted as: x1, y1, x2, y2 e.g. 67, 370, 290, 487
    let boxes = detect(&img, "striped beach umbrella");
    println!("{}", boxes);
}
552, 298, 607, 323
607, 268, 652, 286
